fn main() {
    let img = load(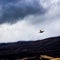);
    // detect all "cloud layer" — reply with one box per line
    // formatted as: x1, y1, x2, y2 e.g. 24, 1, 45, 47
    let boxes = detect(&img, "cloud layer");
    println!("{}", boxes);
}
0, 0, 46, 24
0, 0, 60, 43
